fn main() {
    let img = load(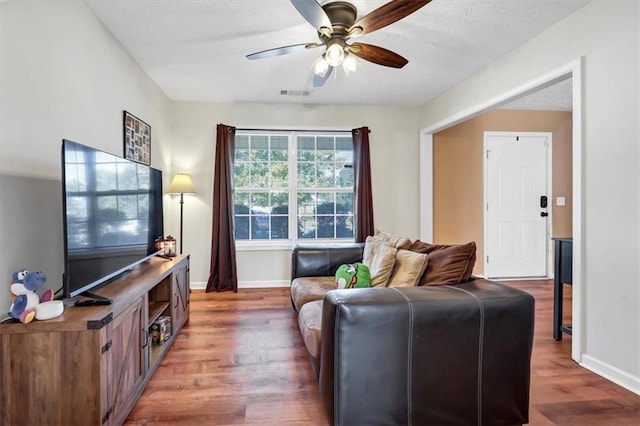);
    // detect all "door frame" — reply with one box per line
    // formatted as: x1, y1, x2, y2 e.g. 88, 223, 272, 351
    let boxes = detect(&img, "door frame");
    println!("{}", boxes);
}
482, 131, 553, 279
419, 58, 583, 363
